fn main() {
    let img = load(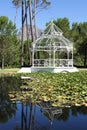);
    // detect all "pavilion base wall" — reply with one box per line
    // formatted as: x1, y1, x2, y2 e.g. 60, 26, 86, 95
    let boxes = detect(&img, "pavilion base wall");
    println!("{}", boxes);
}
18, 67, 78, 73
